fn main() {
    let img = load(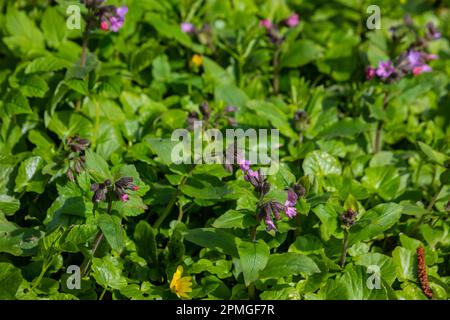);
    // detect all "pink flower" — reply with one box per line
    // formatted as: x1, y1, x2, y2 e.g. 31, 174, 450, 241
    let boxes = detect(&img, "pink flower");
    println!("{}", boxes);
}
413, 64, 432, 76
181, 22, 195, 33
284, 205, 297, 218
239, 159, 251, 172
100, 20, 109, 31
366, 66, 376, 80
375, 60, 395, 79
259, 19, 272, 30
286, 13, 300, 27
121, 194, 129, 202
264, 214, 277, 231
